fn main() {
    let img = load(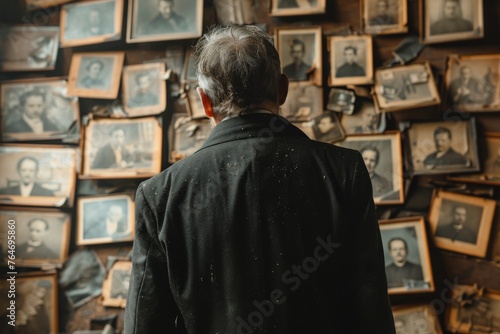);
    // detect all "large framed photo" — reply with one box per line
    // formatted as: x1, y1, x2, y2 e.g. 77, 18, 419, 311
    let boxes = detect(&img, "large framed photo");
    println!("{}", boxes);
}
444, 54, 500, 113
337, 132, 404, 205
77, 194, 134, 245
101, 259, 132, 307
67, 52, 124, 99
281, 82, 323, 122
169, 115, 211, 163
0, 26, 59, 72
127, 0, 203, 43
0, 208, 70, 266
60, 0, 123, 47
429, 190, 496, 258
0, 145, 77, 207
340, 98, 387, 135
373, 62, 440, 112
122, 63, 167, 117
421, 0, 483, 44
82, 117, 162, 178
276, 27, 322, 85
404, 119, 480, 175
270, 0, 326, 16
392, 304, 443, 334
362, 0, 408, 35
328, 35, 373, 86
379, 217, 435, 295
1, 78, 79, 142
